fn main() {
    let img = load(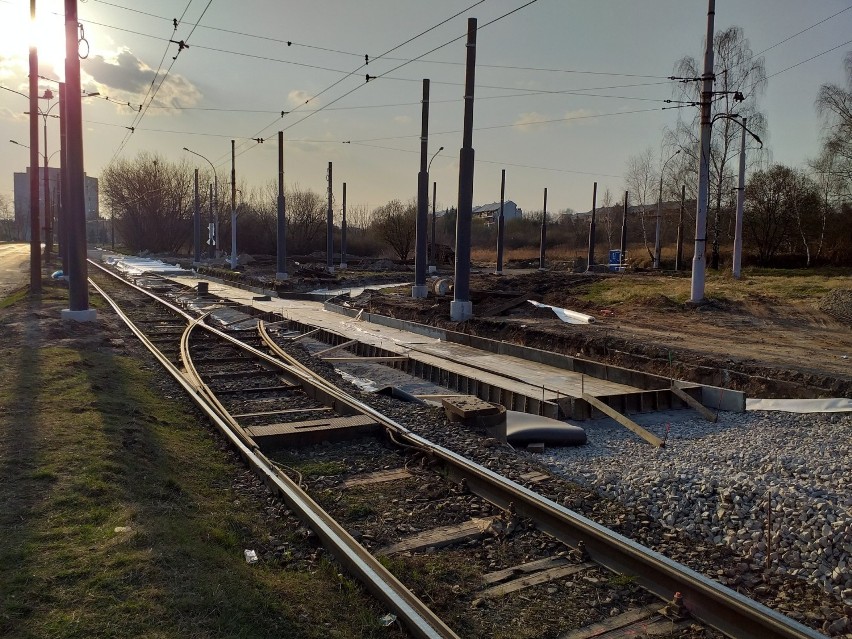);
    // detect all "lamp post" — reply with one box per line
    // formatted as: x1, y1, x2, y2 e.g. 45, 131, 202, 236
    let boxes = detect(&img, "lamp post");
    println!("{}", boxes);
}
427, 146, 442, 273
183, 146, 217, 258
654, 149, 681, 269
